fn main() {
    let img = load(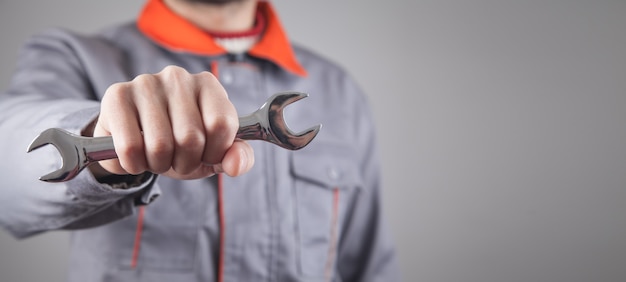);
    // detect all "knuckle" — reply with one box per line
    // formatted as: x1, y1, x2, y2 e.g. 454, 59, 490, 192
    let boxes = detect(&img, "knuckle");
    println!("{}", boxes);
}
205, 114, 238, 137
161, 65, 186, 74
177, 129, 205, 149
158, 66, 194, 96
132, 73, 155, 83
195, 71, 218, 83
172, 162, 196, 176
194, 72, 225, 94
146, 137, 174, 160
171, 130, 205, 175
160, 65, 189, 80
116, 140, 146, 174
132, 73, 159, 90
103, 82, 130, 103
104, 82, 127, 95
146, 138, 174, 174
117, 139, 144, 159
202, 114, 237, 165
